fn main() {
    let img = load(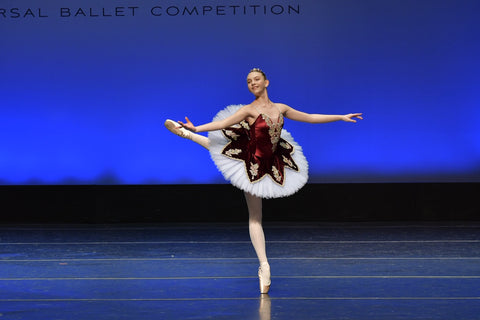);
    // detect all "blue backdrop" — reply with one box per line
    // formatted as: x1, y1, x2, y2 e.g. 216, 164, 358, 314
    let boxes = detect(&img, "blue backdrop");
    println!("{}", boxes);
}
1, 0, 479, 184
